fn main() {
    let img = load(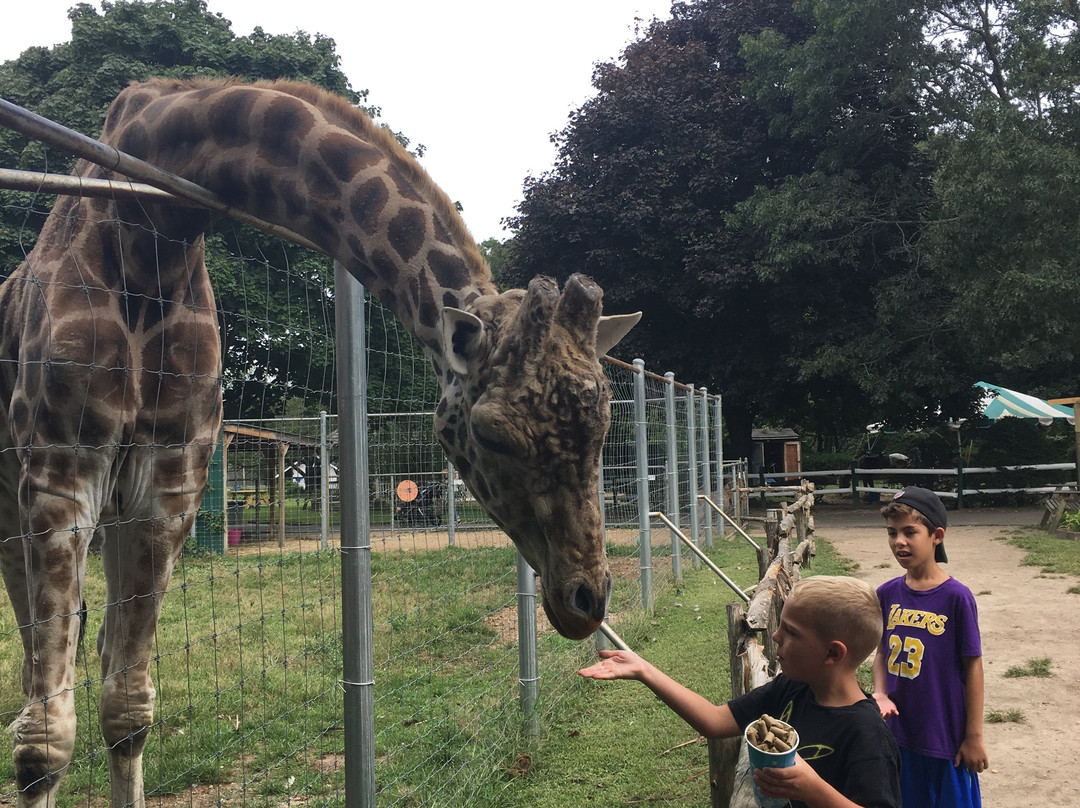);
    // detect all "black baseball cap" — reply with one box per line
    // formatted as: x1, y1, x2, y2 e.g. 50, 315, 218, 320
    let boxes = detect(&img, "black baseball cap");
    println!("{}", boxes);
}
889, 487, 948, 563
